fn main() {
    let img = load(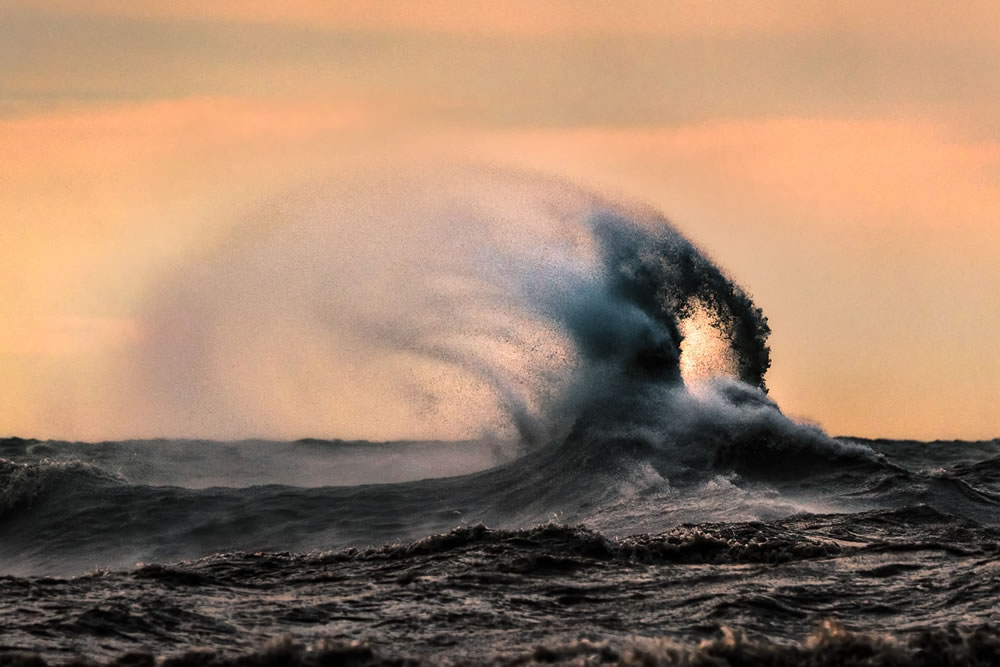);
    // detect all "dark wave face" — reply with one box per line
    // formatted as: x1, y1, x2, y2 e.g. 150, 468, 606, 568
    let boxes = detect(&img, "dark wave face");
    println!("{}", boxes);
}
0, 171, 998, 664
